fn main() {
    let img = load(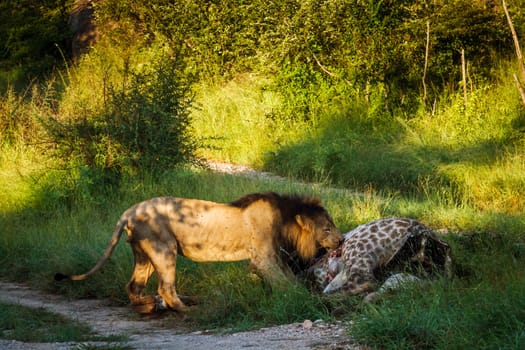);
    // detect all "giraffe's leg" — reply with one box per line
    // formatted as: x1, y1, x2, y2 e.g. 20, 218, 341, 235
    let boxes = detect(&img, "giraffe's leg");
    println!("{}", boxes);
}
348, 273, 376, 295
411, 236, 428, 263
